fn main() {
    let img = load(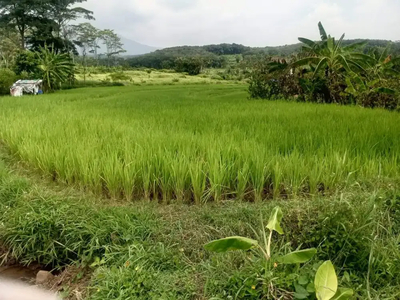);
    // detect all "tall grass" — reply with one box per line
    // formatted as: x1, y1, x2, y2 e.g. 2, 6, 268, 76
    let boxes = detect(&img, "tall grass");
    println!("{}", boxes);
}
0, 84, 399, 202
